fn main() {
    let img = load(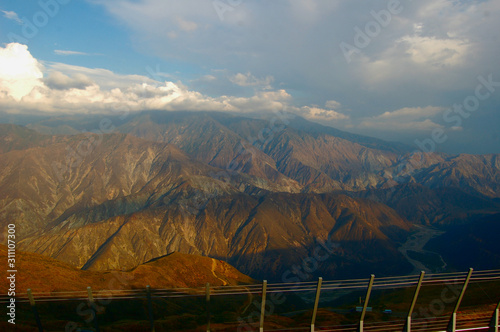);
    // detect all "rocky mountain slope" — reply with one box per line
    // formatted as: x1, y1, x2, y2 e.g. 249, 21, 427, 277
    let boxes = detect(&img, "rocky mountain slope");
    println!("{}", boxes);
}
1, 111, 499, 281
0, 244, 254, 293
